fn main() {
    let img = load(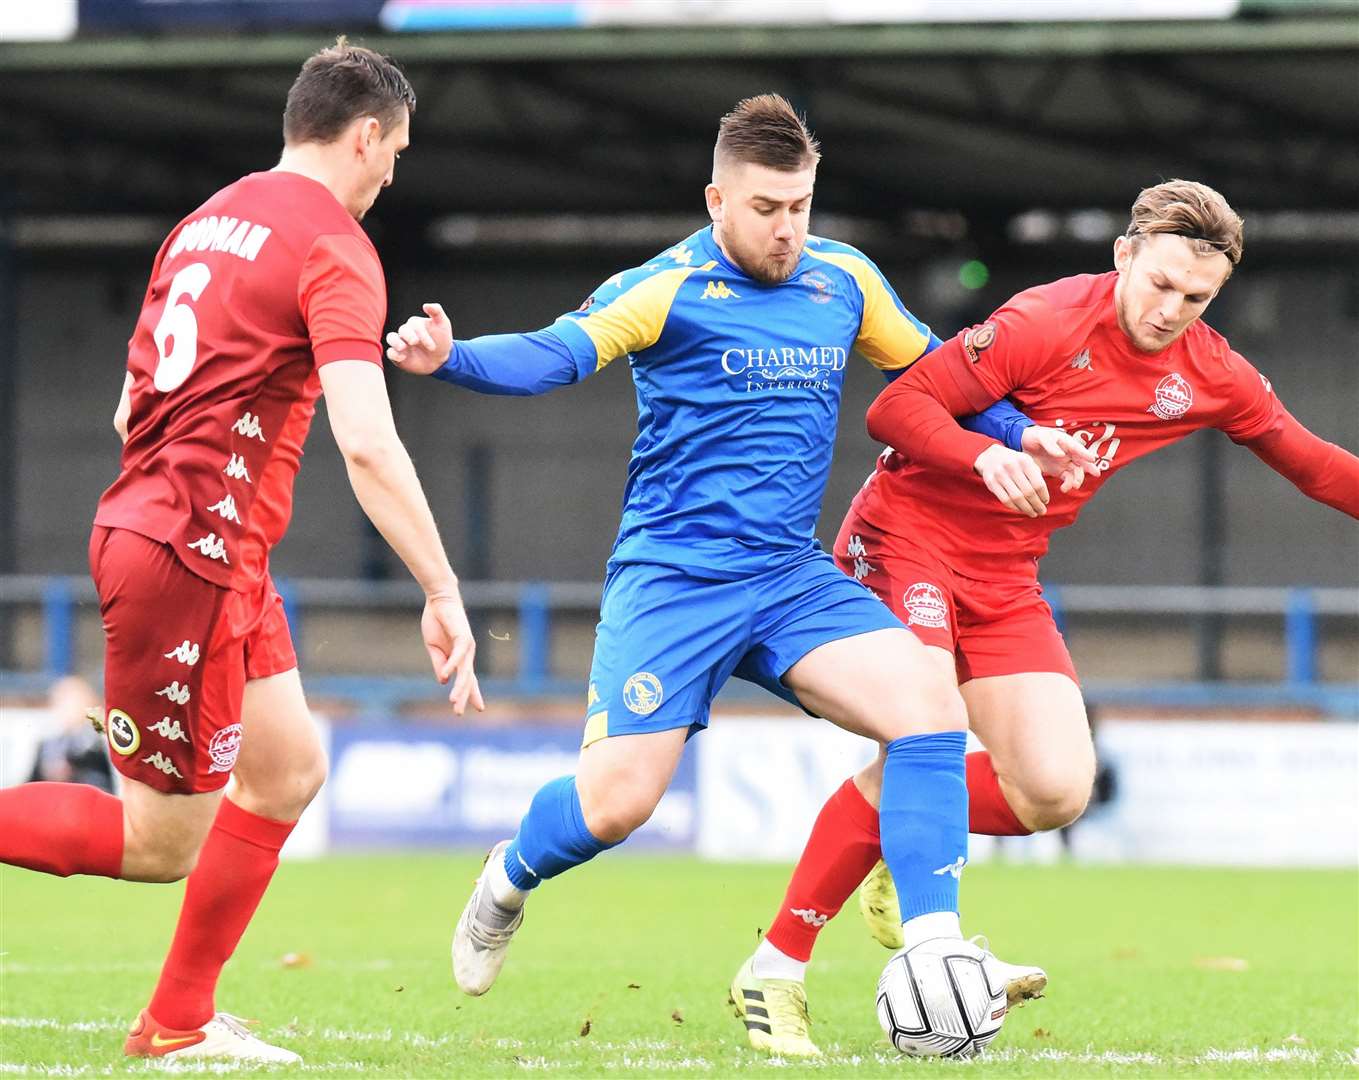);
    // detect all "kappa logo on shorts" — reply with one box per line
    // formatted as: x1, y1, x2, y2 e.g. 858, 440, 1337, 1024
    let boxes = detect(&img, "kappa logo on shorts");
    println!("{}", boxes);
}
207, 723, 244, 774
106, 709, 140, 756
155, 681, 191, 706
148, 716, 190, 744
622, 672, 663, 716
845, 533, 875, 582
164, 640, 201, 666
142, 751, 184, 780
903, 582, 949, 630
